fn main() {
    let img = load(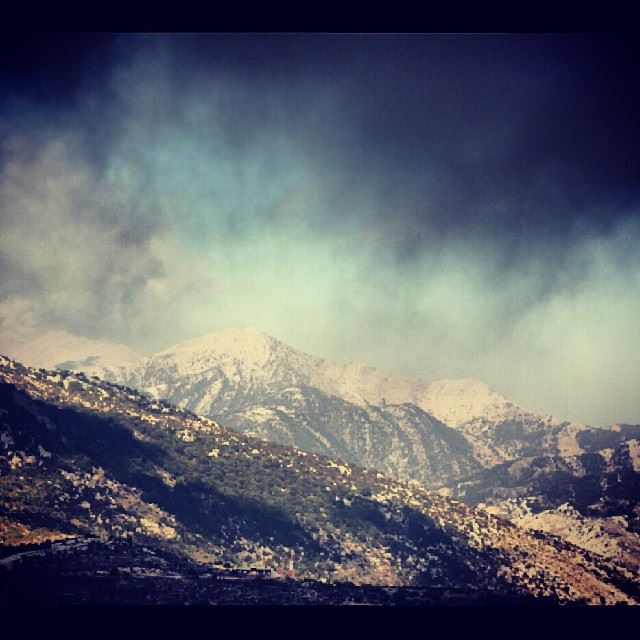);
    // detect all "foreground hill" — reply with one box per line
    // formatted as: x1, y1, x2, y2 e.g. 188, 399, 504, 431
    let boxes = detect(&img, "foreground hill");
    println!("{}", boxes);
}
0, 537, 559, 606
1, 355, 639, 604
